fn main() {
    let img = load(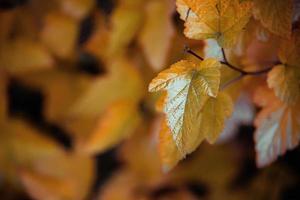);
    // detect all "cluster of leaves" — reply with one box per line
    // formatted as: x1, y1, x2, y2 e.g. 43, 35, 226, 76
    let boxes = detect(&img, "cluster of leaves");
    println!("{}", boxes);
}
0, 0, 299, 199
149, 0, 300, 169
